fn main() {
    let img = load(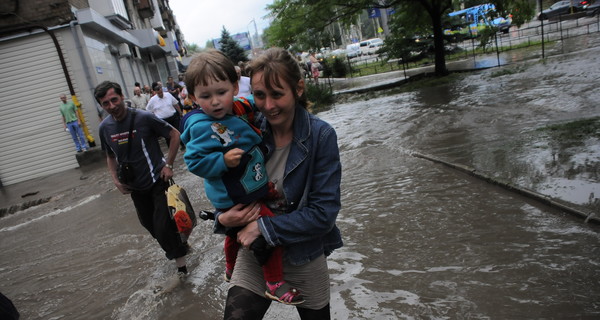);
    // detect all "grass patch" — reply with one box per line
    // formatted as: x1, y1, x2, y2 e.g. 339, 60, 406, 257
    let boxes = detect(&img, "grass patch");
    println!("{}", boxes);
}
536, 117, 600, 140
345, 39, 557, 79
490, 64, 529, 77
395, 72, 464, 92
349, 60, 404, 78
